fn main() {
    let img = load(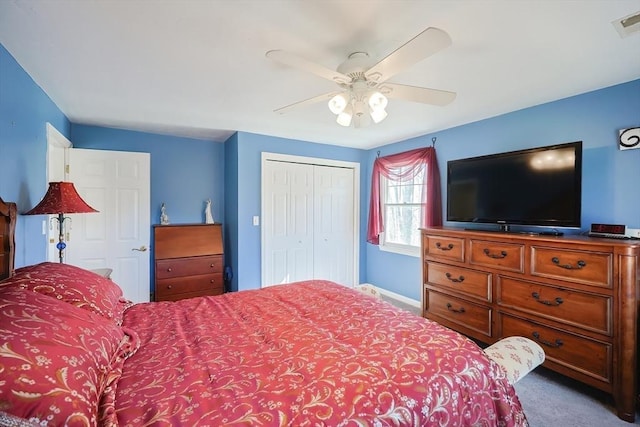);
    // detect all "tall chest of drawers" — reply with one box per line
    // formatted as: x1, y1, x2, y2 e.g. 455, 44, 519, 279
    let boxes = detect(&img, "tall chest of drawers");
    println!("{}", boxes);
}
153, 224, 224, 302
420, 227, 639, 422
